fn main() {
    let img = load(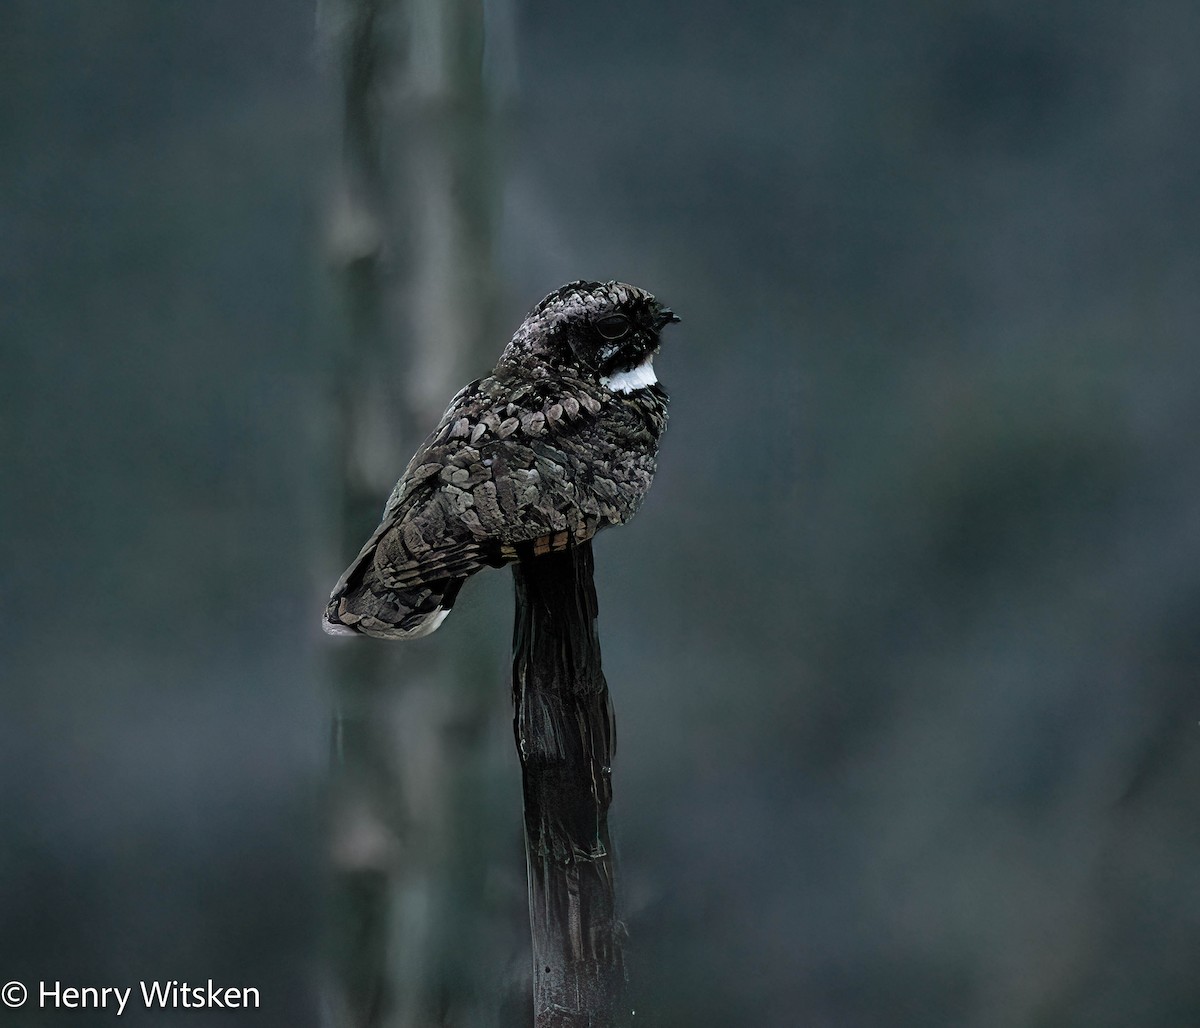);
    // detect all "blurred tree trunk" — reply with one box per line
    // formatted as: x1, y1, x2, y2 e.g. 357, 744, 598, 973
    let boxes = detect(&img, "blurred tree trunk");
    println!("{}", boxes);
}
319, 1, 518, 1025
